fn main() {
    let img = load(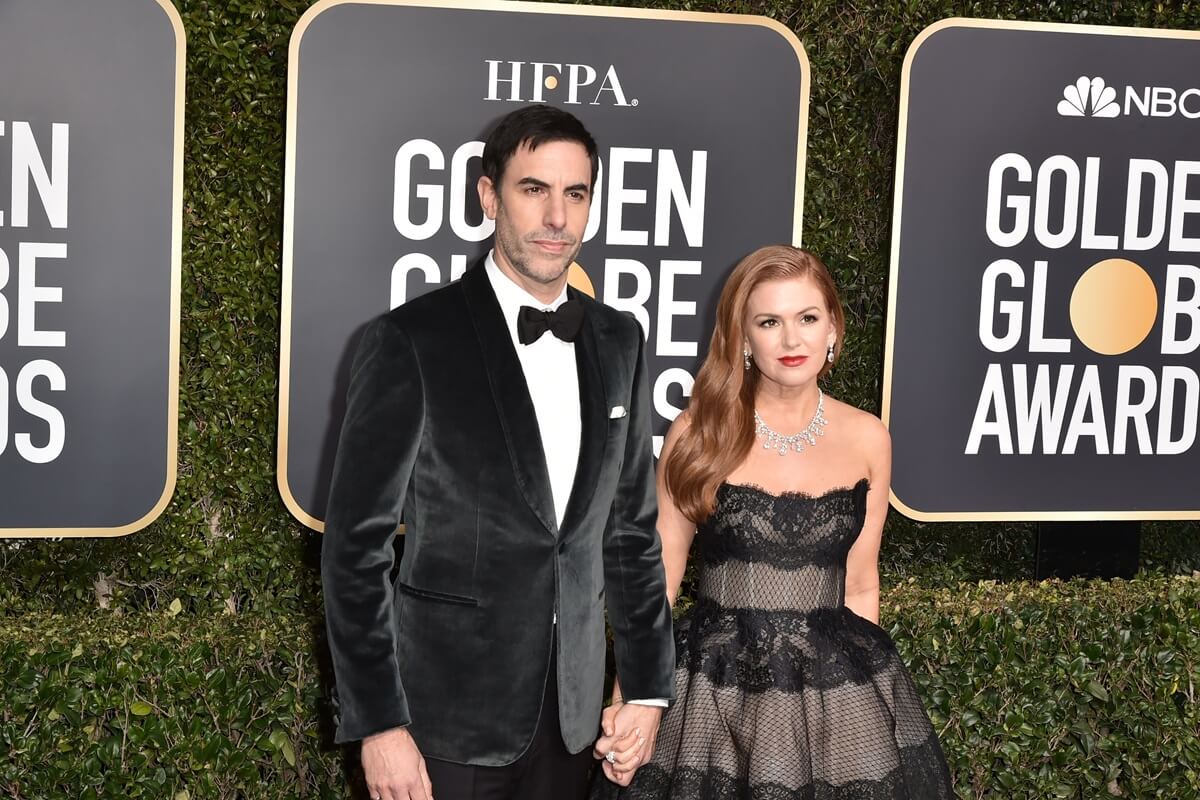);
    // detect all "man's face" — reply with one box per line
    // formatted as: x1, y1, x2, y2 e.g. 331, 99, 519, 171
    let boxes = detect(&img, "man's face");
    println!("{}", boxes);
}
478, 140, 592, 292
